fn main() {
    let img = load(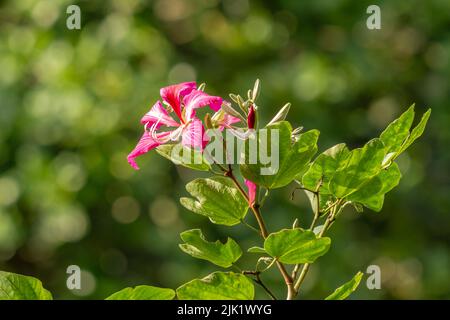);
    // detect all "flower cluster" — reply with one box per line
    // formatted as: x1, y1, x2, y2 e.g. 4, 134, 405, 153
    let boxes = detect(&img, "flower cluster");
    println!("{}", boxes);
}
127, 82, 240, 170
127, 81, 258, 204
